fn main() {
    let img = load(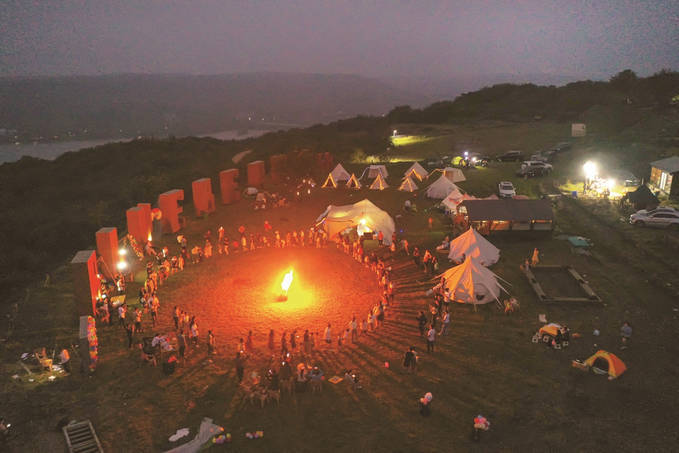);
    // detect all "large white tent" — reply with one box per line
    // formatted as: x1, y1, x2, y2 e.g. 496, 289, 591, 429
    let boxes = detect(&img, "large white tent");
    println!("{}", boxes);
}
426, 174, 460, 199
330, 163, 351, 182
398, 176, 418, 192
404, 162, 427, 181
440, 190, 469, 212
316, 199, 395, 244
448, 228, 500, 265
429, 167, 466, 183
439, 256, 506, 305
